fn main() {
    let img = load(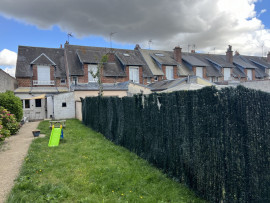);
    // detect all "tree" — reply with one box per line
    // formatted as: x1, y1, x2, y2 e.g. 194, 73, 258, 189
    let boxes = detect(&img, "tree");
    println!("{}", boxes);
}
89, 54, 108, 96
